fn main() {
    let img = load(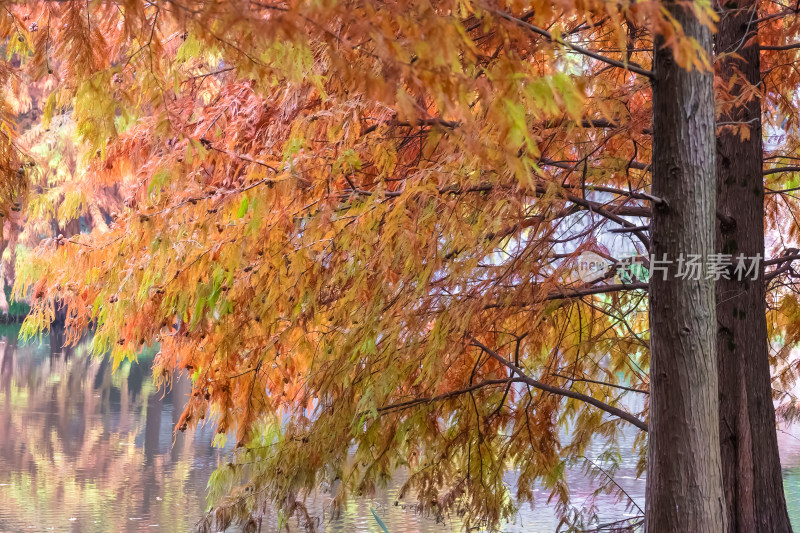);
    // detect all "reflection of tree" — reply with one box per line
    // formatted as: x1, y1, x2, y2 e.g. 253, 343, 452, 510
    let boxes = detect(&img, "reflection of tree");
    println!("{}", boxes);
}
0, 327, 223, 532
